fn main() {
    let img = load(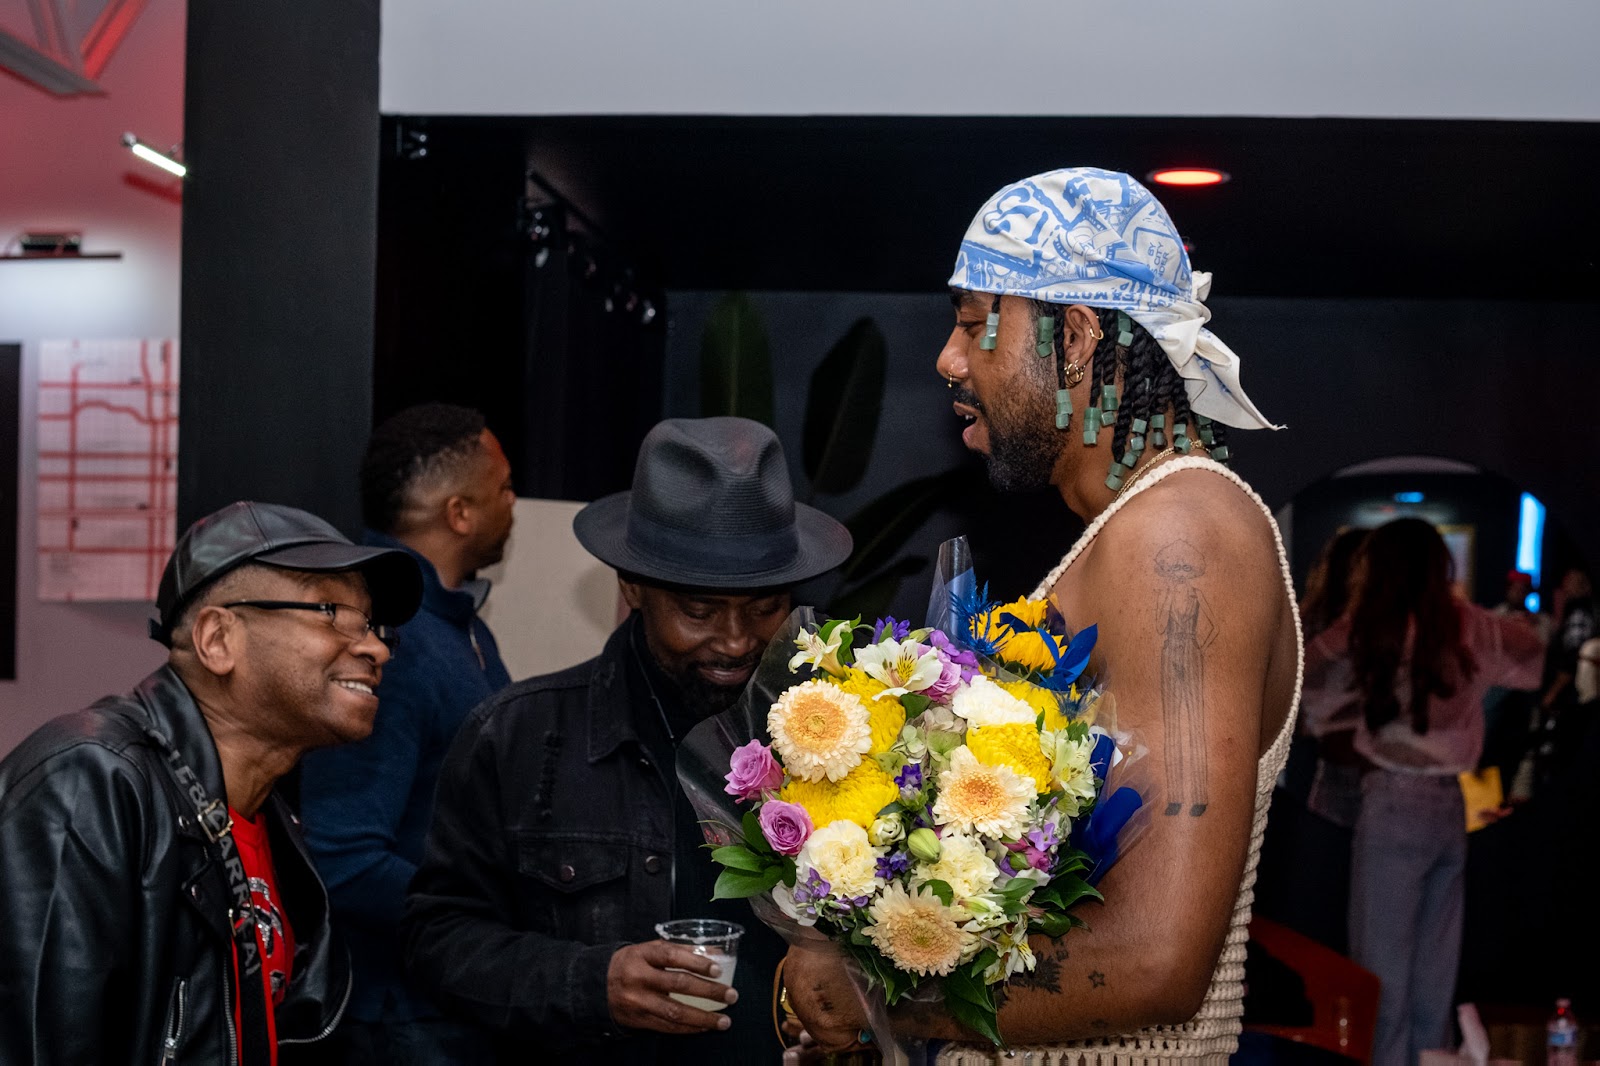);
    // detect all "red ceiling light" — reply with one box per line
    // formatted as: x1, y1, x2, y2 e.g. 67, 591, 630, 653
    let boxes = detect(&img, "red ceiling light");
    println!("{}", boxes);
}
1148, 168, 1229, 187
